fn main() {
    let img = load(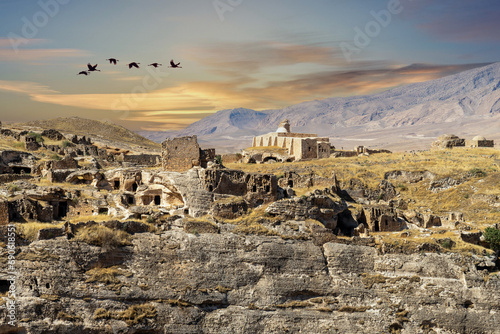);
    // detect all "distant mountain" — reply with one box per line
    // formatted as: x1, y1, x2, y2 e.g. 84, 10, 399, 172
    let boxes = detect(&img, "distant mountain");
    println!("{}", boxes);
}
140, 63, 500, 152
15, 117, 160, 151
